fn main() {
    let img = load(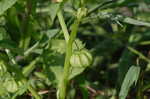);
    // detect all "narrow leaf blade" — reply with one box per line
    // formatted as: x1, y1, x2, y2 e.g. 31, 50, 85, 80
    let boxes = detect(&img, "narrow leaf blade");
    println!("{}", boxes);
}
119, 66, 140, 99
